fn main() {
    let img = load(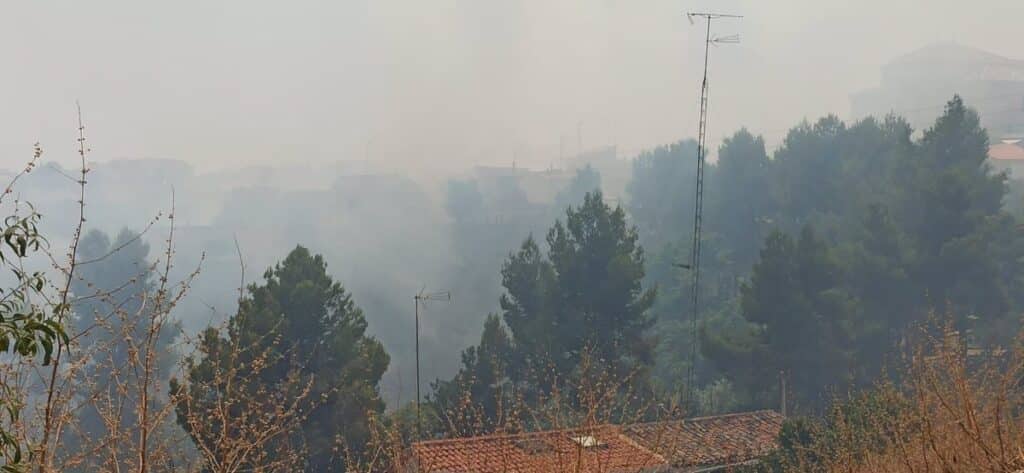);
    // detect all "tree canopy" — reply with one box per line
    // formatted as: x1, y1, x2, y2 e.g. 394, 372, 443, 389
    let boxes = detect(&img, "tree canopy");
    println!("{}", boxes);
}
174, 246, 389, 471
635, 96, 1023, 413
